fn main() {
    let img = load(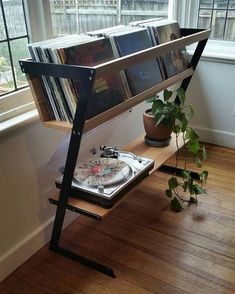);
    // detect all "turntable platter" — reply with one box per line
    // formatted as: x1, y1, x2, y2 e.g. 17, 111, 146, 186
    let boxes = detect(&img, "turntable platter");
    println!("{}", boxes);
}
73, 157, 132, 188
